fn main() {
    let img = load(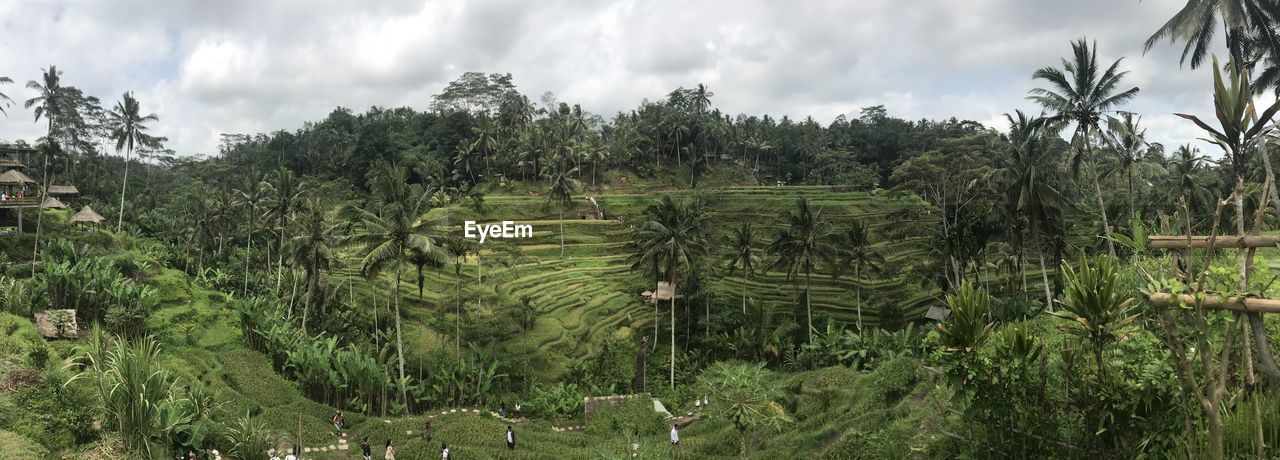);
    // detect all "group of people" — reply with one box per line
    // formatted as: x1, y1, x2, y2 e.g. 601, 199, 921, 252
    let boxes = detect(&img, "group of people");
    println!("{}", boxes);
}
498, 401, 523, 419
0, 190, 22, 202
359, 437, 396, 460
